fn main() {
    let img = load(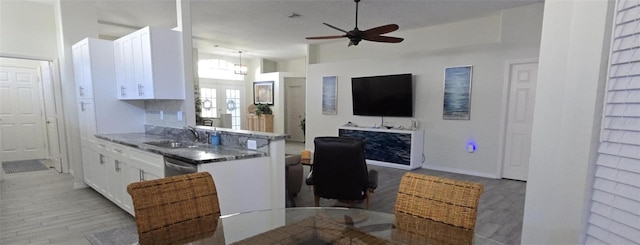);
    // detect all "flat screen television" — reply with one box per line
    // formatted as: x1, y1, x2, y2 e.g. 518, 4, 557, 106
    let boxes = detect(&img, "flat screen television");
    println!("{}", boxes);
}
351, 73, 413, 117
